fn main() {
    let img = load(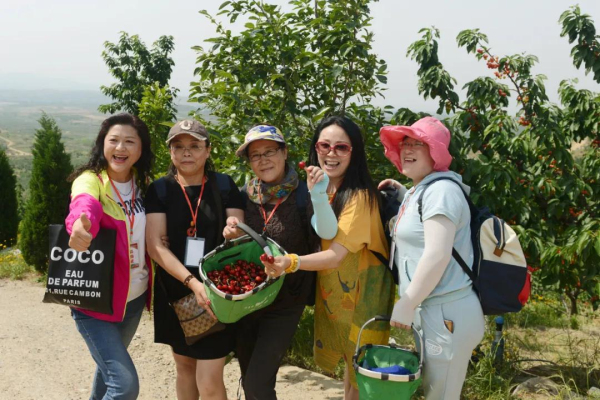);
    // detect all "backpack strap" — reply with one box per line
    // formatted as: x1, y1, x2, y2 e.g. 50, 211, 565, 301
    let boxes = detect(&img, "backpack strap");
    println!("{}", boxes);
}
240, 183, 249, 205
154, 176, 168, 205
214, 172, 230, 205
416, 177, 477, 283
295, 180, 308, 214
209, 171, 231, 246
371, 250, 389, 266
